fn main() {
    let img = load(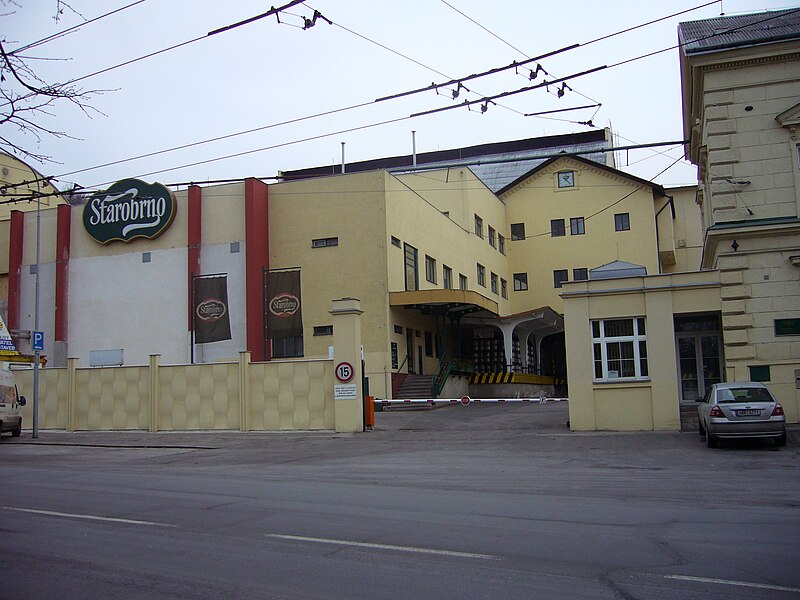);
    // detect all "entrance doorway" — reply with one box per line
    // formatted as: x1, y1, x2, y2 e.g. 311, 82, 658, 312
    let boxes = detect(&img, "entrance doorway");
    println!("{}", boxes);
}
675, 314, 723, 403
